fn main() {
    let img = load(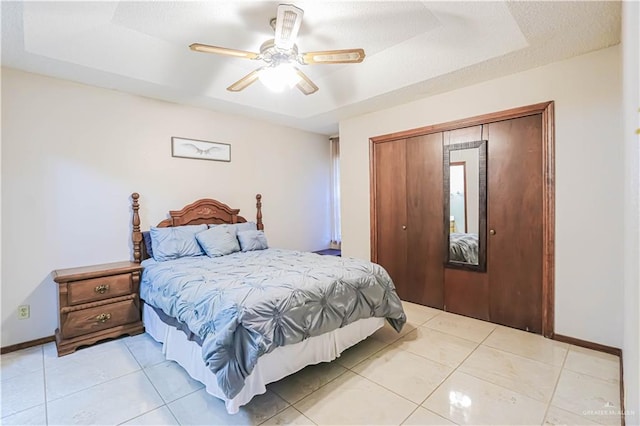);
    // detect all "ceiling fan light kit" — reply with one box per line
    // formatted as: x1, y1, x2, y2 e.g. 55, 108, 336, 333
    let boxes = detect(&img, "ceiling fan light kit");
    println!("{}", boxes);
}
258, 64, 301, 92
189, 3, 365, 96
